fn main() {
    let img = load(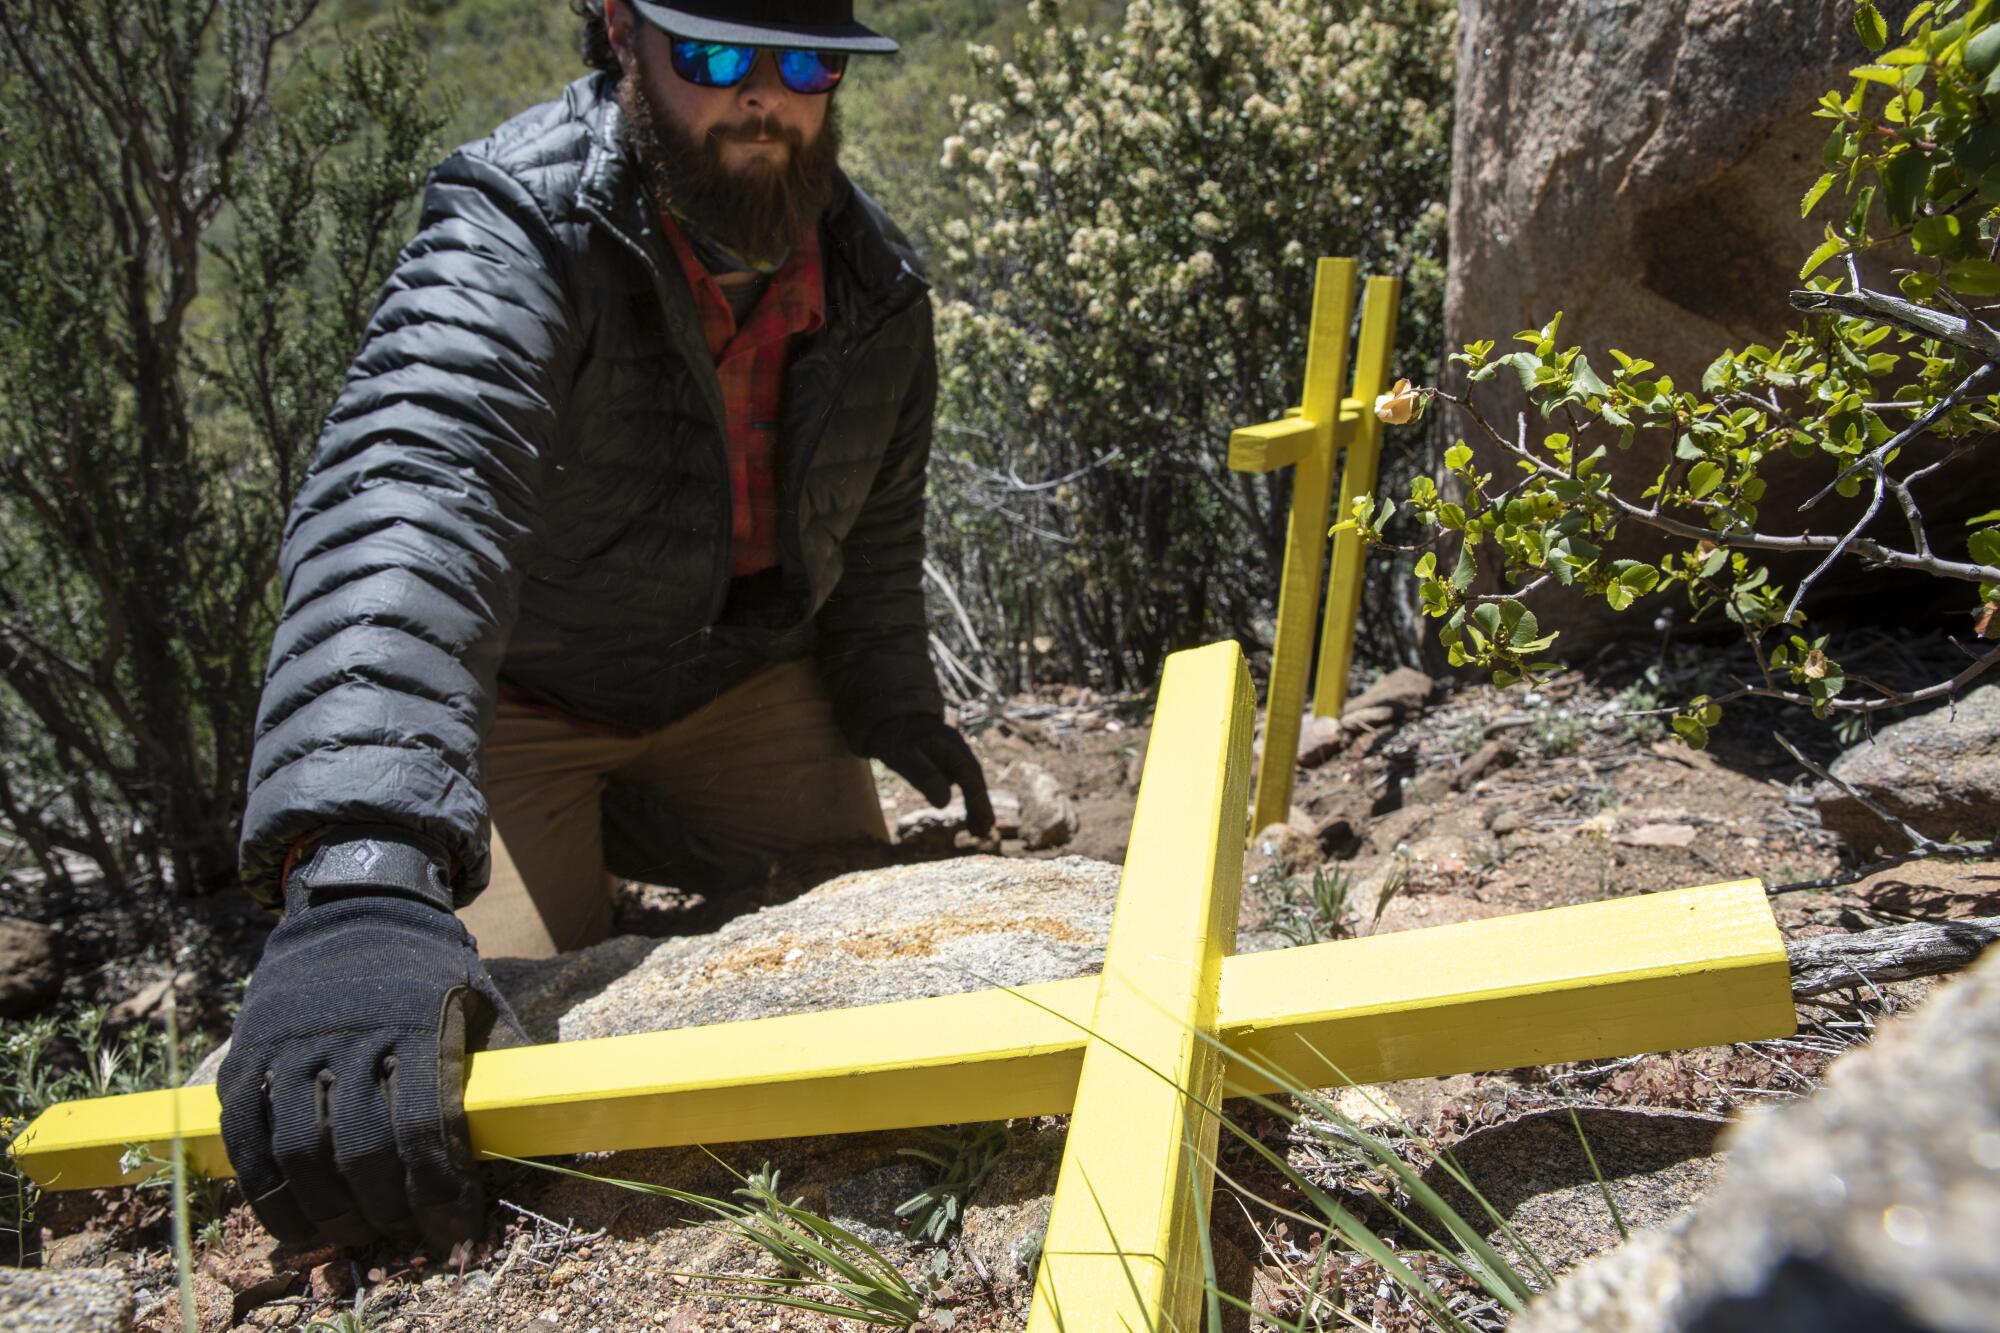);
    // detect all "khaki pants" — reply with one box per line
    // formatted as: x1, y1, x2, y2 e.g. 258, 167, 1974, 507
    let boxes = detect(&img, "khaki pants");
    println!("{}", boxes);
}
456, 658, 887, 959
